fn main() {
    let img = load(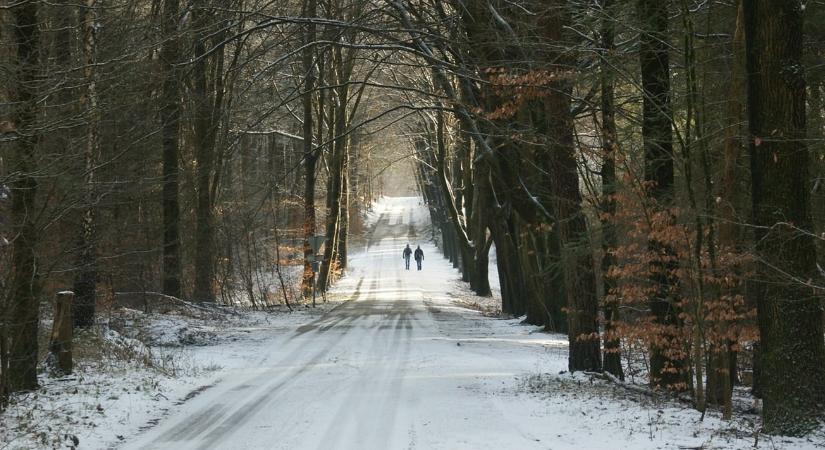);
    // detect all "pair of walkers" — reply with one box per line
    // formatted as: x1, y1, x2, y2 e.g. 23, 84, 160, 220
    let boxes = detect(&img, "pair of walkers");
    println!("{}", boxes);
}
402, 244, 424, 270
